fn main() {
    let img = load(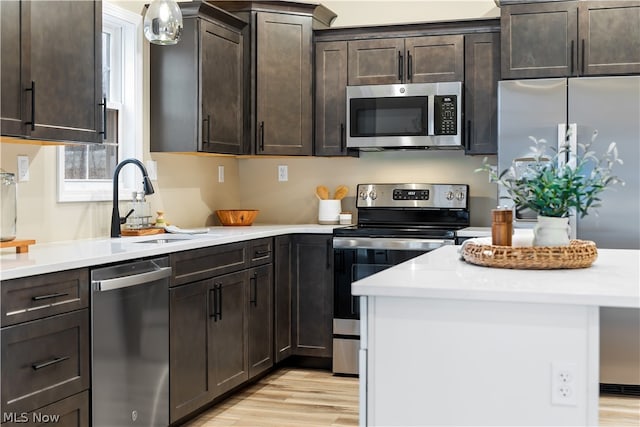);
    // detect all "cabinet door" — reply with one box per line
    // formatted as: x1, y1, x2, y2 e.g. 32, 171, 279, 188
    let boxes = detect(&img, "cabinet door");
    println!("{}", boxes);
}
169, 280, 211, 423
209, 270, 248, 397
256, 12, 312, 155
28, 1, 102, 142
0, 0, 23, 136
201, 19, 244, 154
464, 33, 500, 155
248, 264, 273, 378
501, 1, 578, 79
292, 234, 333, 358
1, 310, 89, 414
405, 35, 464, 83
579, 1, 640, 76
348, 38, 405, 85
315, 41, 348, 156
274, 235, 293, 362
